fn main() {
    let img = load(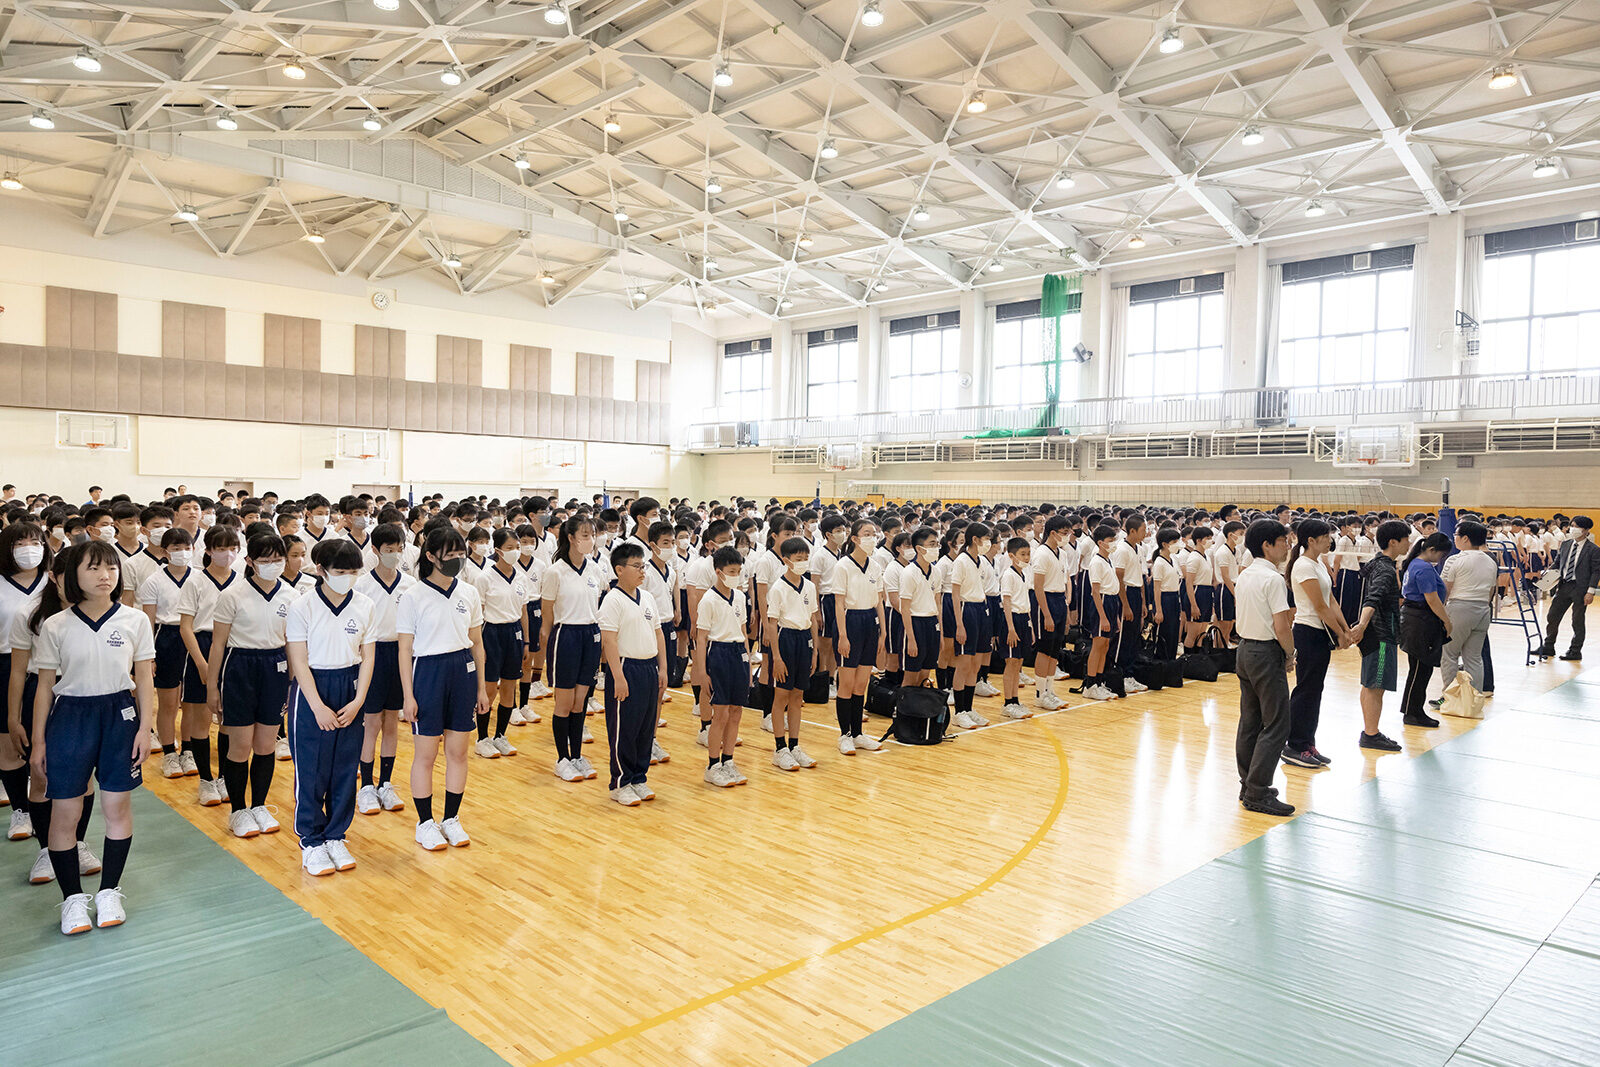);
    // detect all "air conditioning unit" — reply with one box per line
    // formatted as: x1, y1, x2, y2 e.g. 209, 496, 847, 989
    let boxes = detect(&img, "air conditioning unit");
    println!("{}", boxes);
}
1178, 277, 1195, 294
822, 329, 835, 341
736, 421, 759, 447
1577, 219, 1598, 241
1351, 252, 1372, 271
